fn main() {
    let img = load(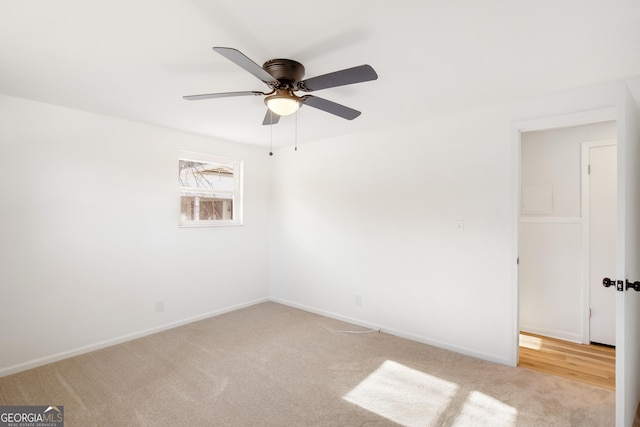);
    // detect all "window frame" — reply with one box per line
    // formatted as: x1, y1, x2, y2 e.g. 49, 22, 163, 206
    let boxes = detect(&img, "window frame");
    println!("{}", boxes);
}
178, 151, 243, 227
